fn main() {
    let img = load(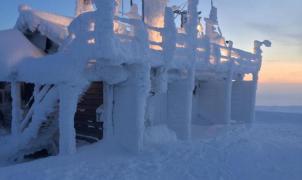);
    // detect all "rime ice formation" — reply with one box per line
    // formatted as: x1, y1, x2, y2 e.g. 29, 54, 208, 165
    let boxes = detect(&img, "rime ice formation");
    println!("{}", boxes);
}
0, 0, 270, 162
0, 29, 44, 80
75, 0, 94, 17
